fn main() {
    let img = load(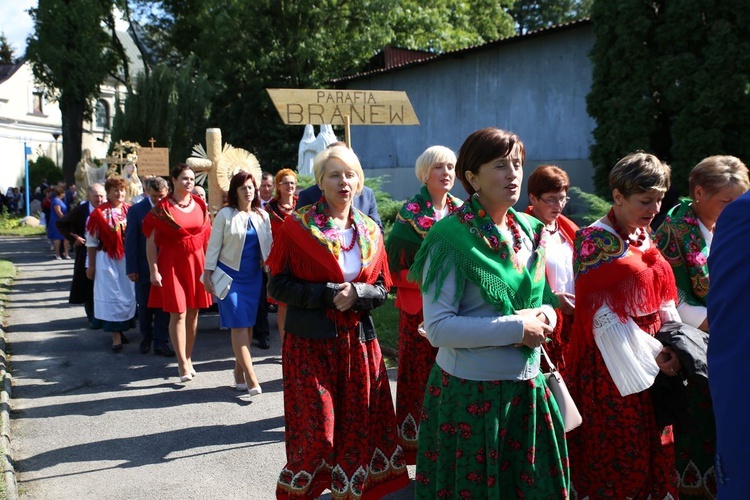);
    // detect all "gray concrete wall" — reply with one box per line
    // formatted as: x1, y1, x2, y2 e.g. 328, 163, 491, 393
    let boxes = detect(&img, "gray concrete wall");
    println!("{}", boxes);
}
344, 24, 596, 203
